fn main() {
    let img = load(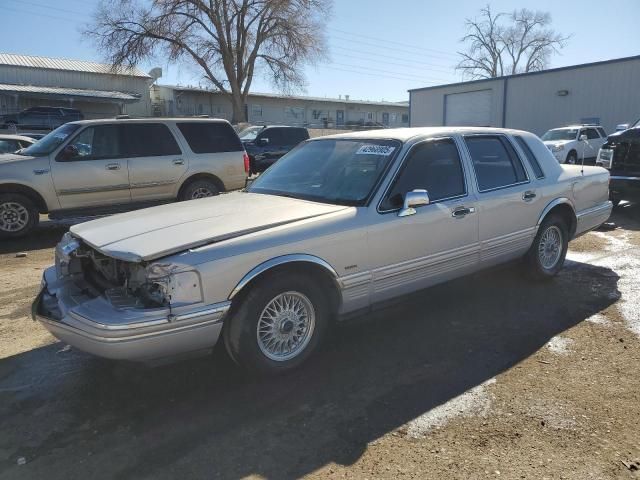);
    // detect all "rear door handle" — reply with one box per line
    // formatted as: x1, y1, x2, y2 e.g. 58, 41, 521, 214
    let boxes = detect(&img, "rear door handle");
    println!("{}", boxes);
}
106, 163, 120, 170
452, 206, 476, 218
172, 158, 185, 165
522, 190, 537, 201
